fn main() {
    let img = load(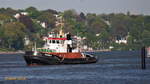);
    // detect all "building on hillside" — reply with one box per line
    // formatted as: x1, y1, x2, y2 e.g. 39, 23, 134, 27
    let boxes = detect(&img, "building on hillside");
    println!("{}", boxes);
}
115, 32, 130, 44
24, 36, 30, 45
14, 12, 28, 19
115, 38, 127, 44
